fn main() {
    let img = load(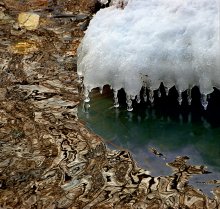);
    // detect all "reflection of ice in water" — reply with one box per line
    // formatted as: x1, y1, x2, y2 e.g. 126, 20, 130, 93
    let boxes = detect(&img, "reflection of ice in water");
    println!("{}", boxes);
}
78, 0, 220, 111
78, 89, 220, 195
